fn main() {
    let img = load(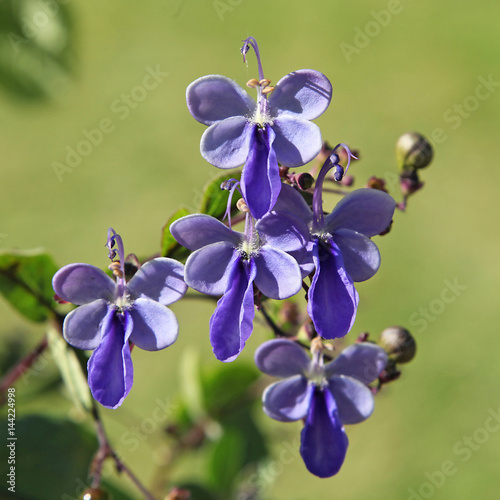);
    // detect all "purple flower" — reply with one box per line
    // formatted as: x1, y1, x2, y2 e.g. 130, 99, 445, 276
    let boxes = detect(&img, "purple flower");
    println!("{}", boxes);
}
186, 36, 332, 219
255, 338, 388, 477
273, 148, 396, 340
170, 210, 309, 362
52, 229, 187, 409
